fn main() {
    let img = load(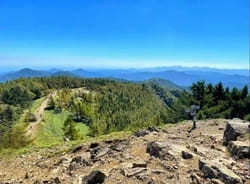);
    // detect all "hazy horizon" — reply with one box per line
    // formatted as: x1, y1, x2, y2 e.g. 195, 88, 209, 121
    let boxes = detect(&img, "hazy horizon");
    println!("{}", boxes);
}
0, 64, 249, 73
